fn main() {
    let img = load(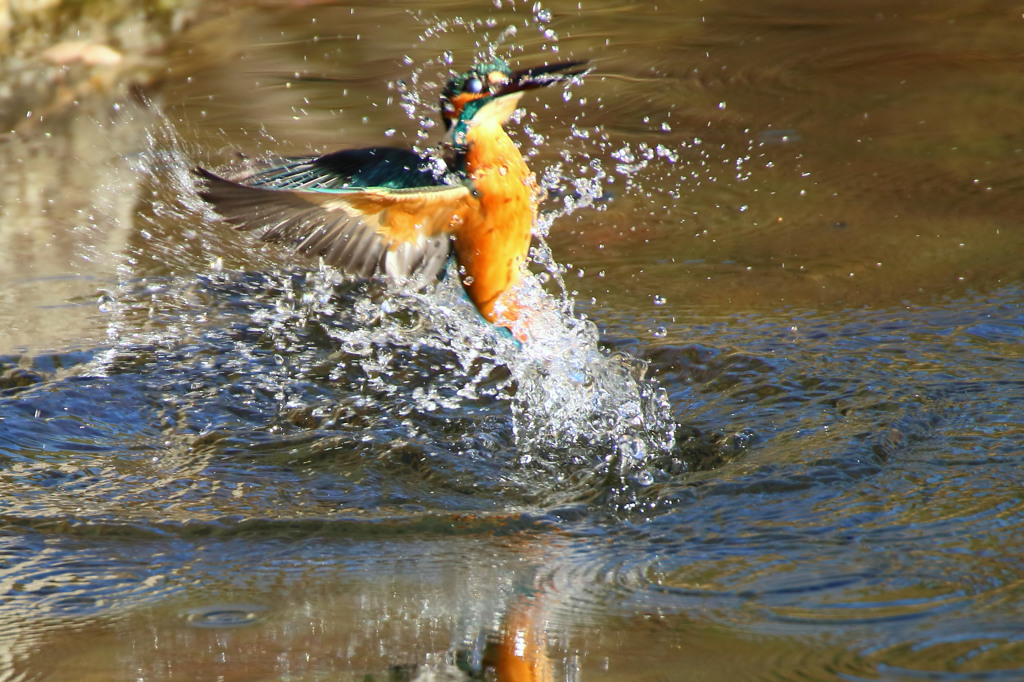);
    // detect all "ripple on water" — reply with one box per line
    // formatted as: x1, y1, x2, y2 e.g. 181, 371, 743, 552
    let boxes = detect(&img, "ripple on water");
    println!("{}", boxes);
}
520, 286, 1024, 676
184, 603, 268, 628
0, 532, 179, 664
6, 10, 1024, 671
528, 507, 1024, 678
859, 632, 1024, 681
